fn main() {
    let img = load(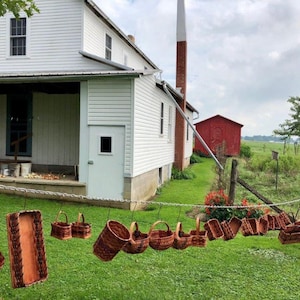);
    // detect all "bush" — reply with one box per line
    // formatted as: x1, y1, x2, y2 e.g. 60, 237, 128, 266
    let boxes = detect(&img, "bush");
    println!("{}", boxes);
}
172, 167, 196, 180
190, 153, 202, 164
240, 143, 252, 158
